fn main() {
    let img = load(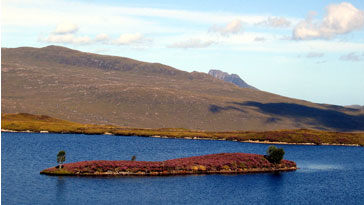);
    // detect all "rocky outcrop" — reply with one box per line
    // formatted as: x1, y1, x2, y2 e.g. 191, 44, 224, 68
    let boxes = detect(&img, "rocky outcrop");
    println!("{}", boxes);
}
346, 105, 364, 110
208, 69, 256, 89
